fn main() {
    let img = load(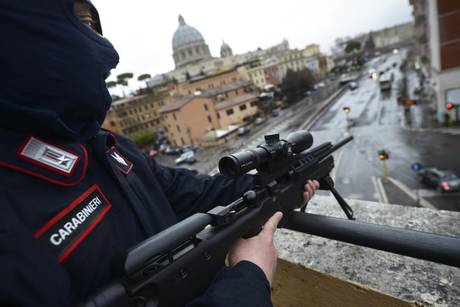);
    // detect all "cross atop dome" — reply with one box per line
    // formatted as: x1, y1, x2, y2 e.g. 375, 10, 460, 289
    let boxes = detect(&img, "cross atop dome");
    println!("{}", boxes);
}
178, 14, 186, 26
